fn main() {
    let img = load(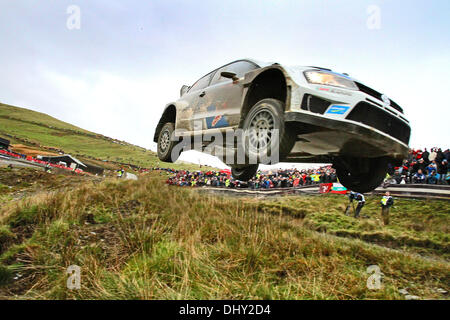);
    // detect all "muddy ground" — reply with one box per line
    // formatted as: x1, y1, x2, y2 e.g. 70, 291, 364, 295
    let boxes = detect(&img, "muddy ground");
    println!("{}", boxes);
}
0, 167, 101, 200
